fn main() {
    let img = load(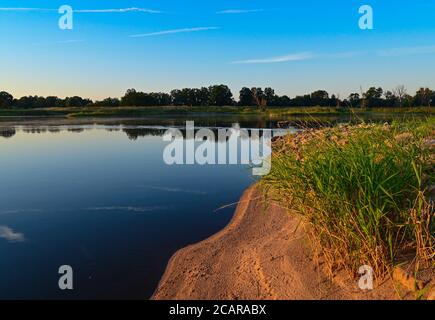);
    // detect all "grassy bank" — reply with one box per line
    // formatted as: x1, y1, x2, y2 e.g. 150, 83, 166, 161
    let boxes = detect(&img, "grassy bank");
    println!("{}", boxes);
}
262, 118, 434, 277
0, 106, 433, 118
